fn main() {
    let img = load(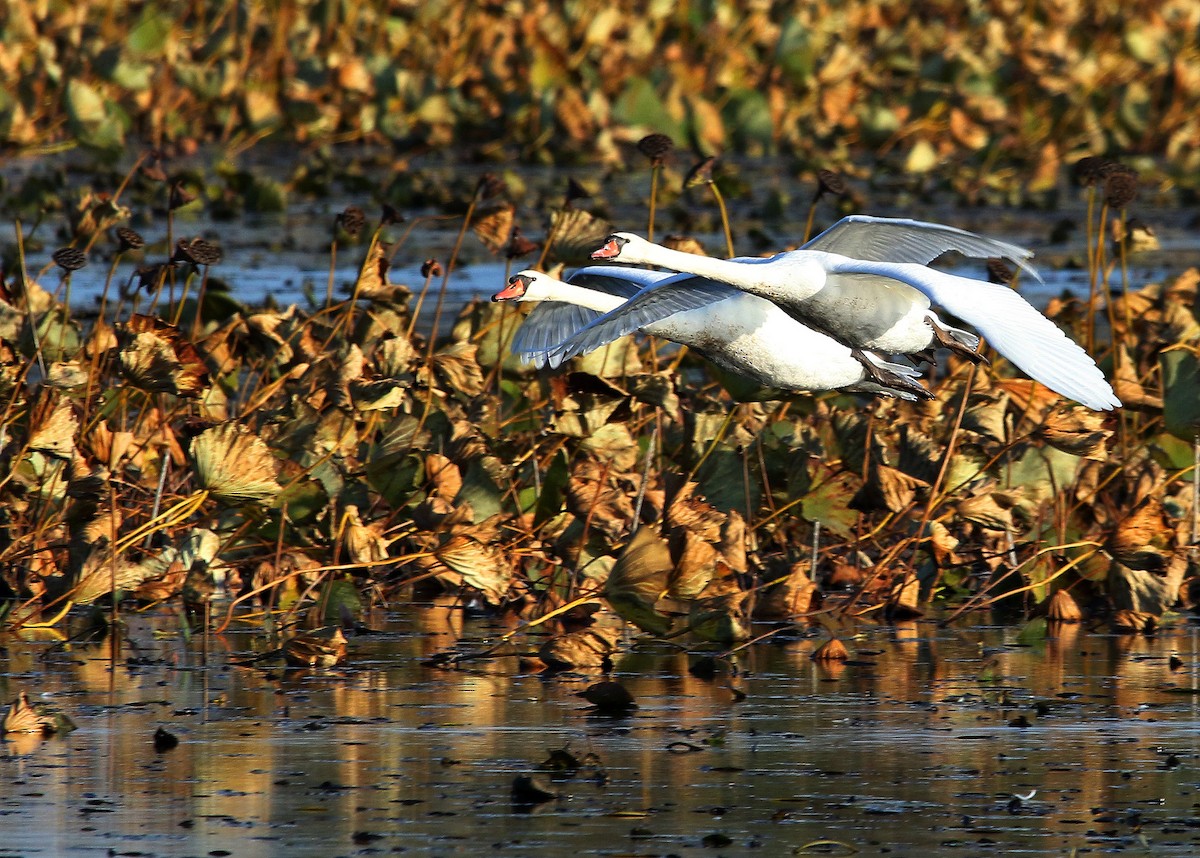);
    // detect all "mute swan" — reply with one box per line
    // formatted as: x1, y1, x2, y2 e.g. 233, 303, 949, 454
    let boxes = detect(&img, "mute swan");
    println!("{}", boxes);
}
493, 267, 931, 400
587, 216, 1120, 411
